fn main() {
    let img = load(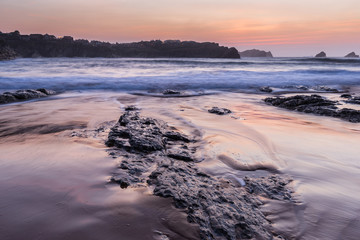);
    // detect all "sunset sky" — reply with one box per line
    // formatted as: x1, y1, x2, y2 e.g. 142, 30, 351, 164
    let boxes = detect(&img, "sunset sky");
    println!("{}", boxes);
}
1, 0, 359, 56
